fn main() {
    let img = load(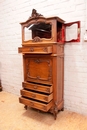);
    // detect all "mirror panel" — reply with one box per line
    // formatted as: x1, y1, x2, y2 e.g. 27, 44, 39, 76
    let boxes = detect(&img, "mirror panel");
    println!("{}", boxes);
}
24, 22, 52, 41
